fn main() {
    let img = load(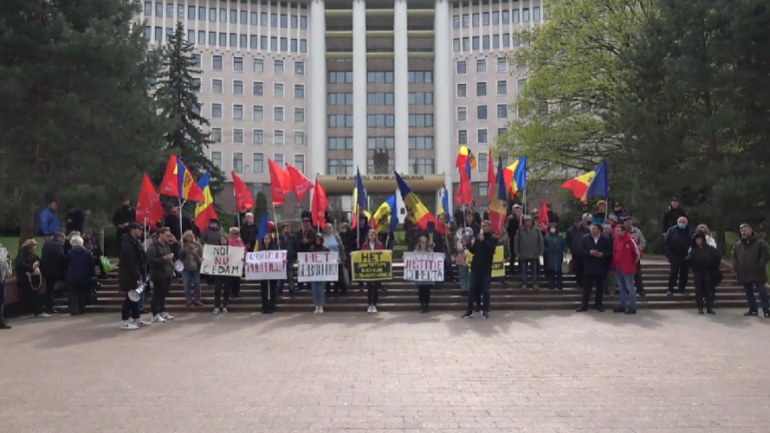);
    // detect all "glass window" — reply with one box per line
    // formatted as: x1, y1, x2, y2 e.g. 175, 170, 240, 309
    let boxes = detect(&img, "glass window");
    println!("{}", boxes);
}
534, 7, 541, 21
294, 108, 304, 122
458, 107, 467, 121
253, 153, 264, 173
458, 130, 467, 144
144, 2, 152, 15
294, 85, 304, 99
156, 3, 163, 17
513, 10, 520, 23
208, 31, 216, 45
271, 13, 278, 27
261, 12, 268, 25
212, 79, 223, 94
478, 129, 488, 144
199, 6, 205, 20
274, 106, 284, 121
229, 9, 237, 23
472, 37, 479, 50
503, 33, 511, 48
457, 61, 467, 74
294, 132, 305, 146
274, 131, 284, 146
301, 16, 307, 29
241, 10, 247, 24
497, 127, 508, 137
483, 35, 490, 50
477, 105, 487, 120
517, 78, 526, 93
219, 8, 227, 22
523, 8, 530, 22
192, 78, 201, 92
154, 26, 162, 41
497, 104, 508, 118
493, 35, 500, 49
198, 31, 205, 45
477, 82, 487, 96
462, 37, 470, 51
212, 151, 222, 169
209, 8, 216, 21
497, 80, 508, 95
492, 11, 499, 24
254, 58, 264, 73
274, 60, 284, 74
502, 10, 510, 24
453, 15, 460, 28
233, 104, 243, 120
457, 83, 467, 98
187, 30, 195, 43
250, 35, 258, 48
453, 38, 460, 52
482, 12, 489, 26
291, 15, 298, 29
295, 61, 305, 76
280, 38, 288, 51
271, 37, 277, 50
300, 39, 307, 52
211, 128, 222, 143
497, 57, 507, 72
476, 59, 487, 73
229, 33, 238, 47
294, 155, 304, 172
274, 83, 284, 98
253, 82, 263, 96
472, 13, 479, 26
233, 81, 243, 95
281, 14, 288, 28
234, 129, 244, 143
233, 152, 243, 173
253, 105, 264, 121
218, 32, 226, 46
253, 130, 264, 145
251, 12, 258, 25
211, 103, 222, 118
478, 152, 488, 171
462, 14, 469, 28
261, 36, 268, 49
